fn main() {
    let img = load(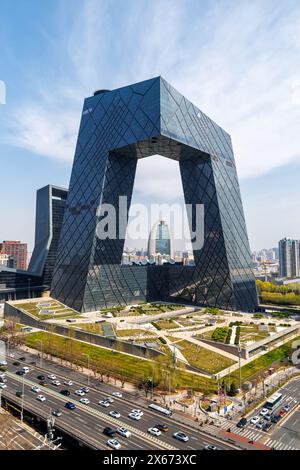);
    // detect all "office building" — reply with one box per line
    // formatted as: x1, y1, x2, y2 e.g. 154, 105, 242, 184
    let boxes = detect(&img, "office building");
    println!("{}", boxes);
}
279, 237, 300, 278
0, 240, 28, 270
51, 77, 258, 312
148, 220, 173, 257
